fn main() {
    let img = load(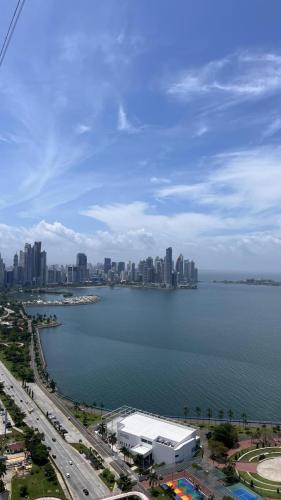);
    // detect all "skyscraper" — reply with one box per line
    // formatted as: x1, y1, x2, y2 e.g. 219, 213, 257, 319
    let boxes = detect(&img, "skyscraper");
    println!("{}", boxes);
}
164, 247, 172, 286
33, 241, 42, 285
0, 254, 5, 287
175, 254, 184, 283
40, 250, 47, 286
104, 258, 111, 274
76, 253, 88, 282
24, 243, 32, 285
